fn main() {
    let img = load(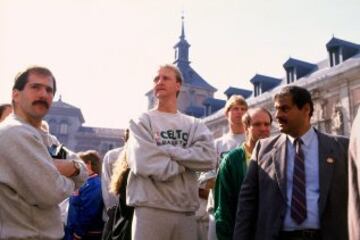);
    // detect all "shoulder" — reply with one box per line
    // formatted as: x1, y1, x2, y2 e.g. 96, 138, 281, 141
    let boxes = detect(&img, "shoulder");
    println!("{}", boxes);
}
104, 147, 123, 160
258, 133, 284, 148
253, 134, 285, 155
221, 146, 245, 167
129, 111, 153, 132
225, 146, 246, 161
215, 134, 230, 147
85, 175, 102, 188
316, 130, 349, 146
0, 116, 41, 142
132, 111, 151, 124
176, 113, 211, 132
215, 134, 226, 143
